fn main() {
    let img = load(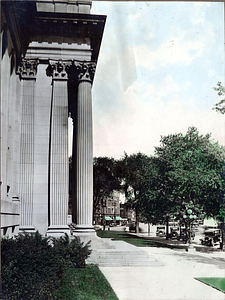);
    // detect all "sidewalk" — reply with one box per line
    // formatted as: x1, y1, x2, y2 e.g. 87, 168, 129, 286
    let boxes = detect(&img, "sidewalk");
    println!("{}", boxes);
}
99, 246, 225, 300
